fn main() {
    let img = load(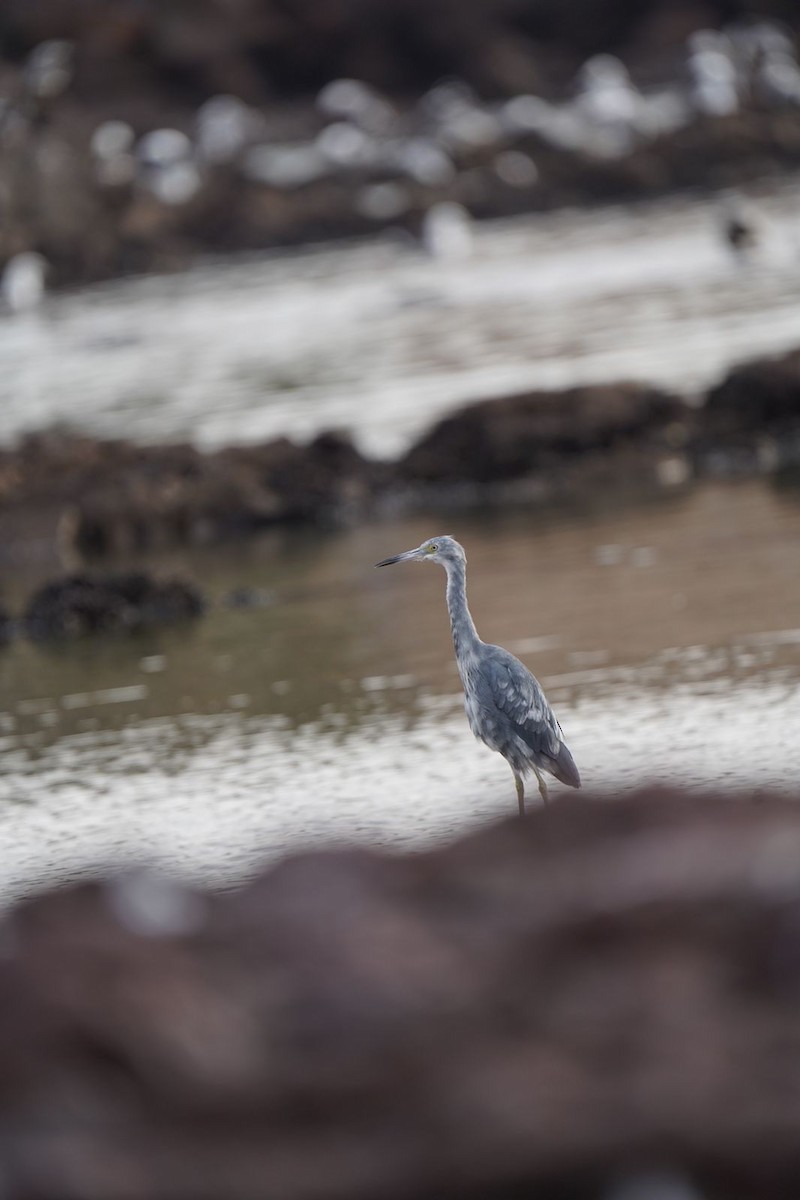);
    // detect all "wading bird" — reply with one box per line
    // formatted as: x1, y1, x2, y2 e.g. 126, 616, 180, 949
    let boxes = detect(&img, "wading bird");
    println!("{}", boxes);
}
376, 535, 580, 815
